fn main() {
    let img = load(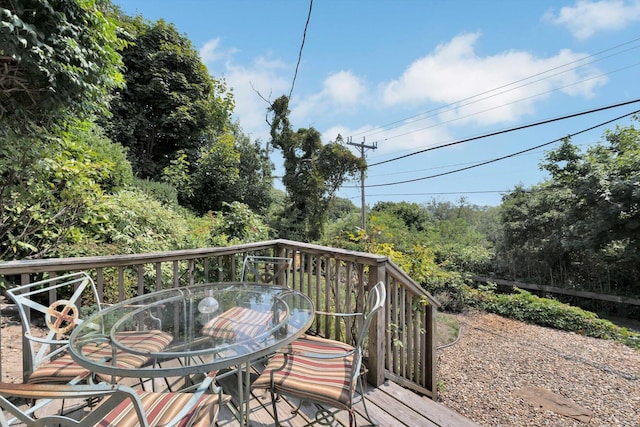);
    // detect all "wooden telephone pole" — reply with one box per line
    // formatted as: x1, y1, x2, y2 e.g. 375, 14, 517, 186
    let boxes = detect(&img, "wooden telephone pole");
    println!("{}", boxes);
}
347, 137, 377, 231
